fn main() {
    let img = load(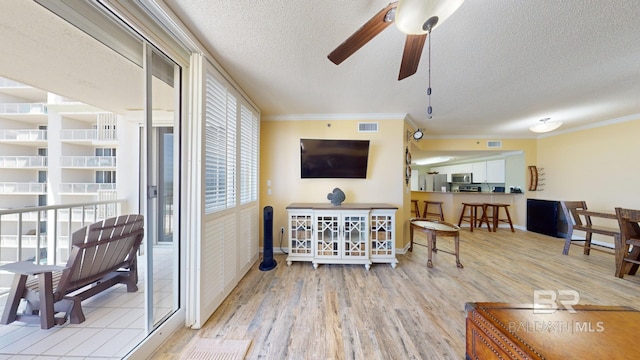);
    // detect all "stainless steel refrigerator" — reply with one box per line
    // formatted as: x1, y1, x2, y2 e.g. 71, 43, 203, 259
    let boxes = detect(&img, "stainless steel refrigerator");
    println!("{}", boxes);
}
420, 173, 449, 192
